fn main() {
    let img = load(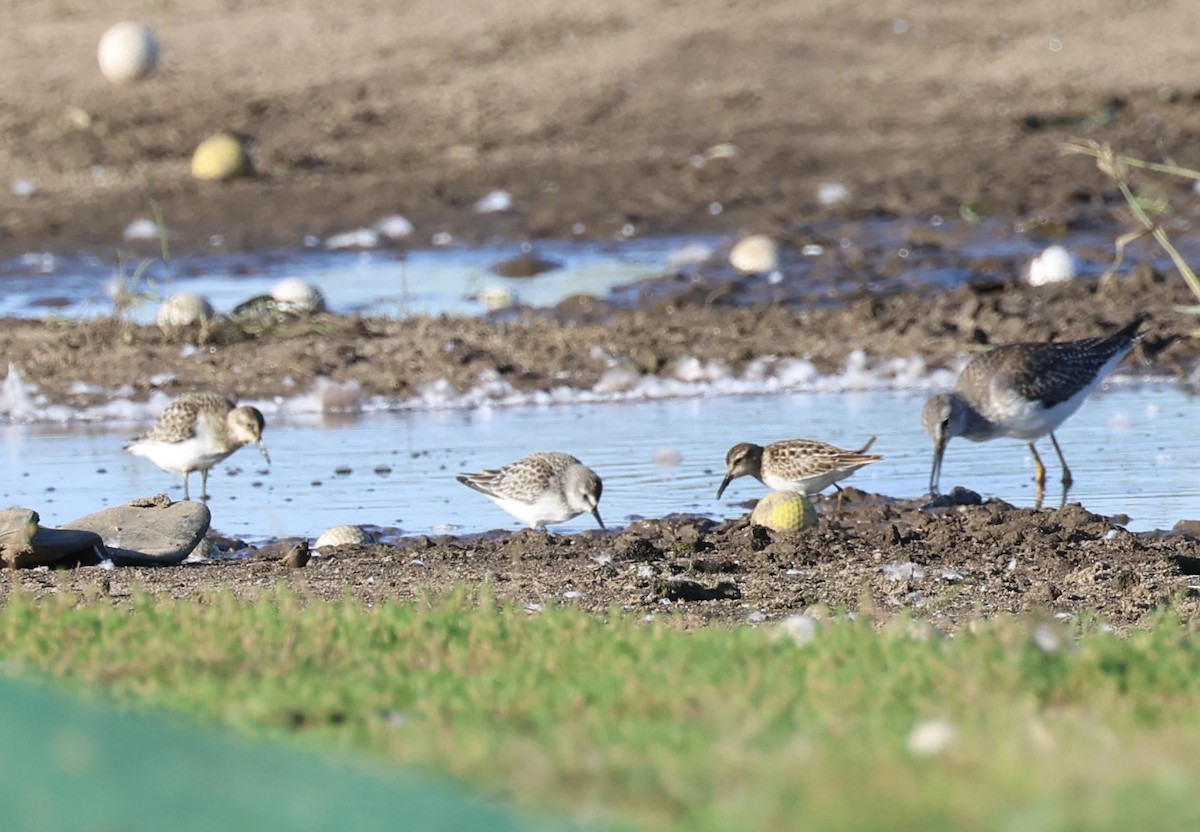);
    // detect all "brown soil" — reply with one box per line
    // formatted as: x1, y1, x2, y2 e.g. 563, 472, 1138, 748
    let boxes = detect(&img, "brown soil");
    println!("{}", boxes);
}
9, 490, 1200, 635
5, 1, 1200, 256
4, 1, 1200, 630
